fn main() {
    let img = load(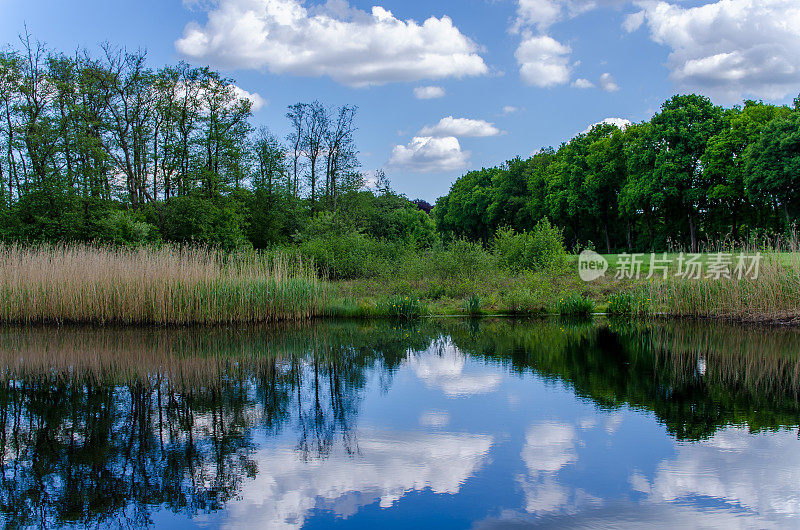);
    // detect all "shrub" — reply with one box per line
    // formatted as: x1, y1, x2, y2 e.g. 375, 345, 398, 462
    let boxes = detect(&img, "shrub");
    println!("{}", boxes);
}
606, 292, 633, 315
501, 287, 547, 315
424, 239, 494, 280
97, 210, 160, 245
299, 231, 408, 280
161, 196, 248, 250
494, 218, 567, 272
